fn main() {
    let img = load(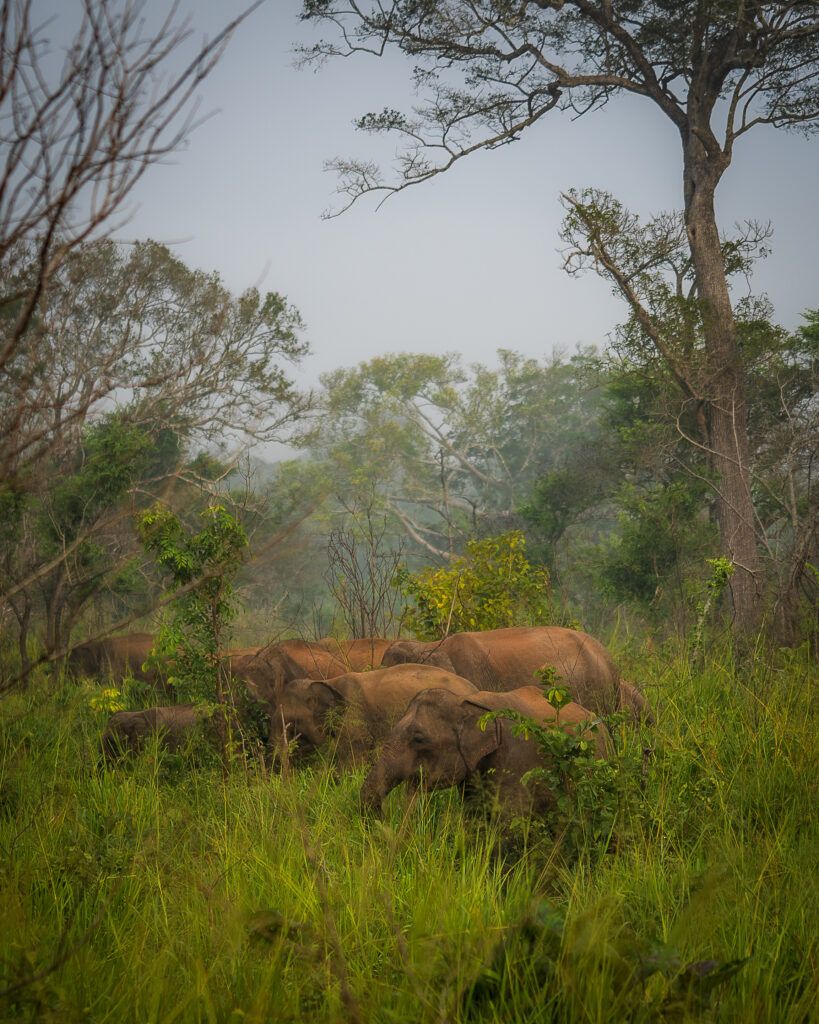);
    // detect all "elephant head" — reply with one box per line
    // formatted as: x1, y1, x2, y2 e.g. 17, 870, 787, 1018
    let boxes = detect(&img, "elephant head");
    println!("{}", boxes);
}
381, 639, 457, 674
266, 678, 346, 765
360, 688, 500, 814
